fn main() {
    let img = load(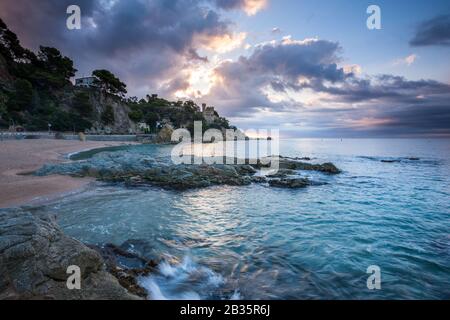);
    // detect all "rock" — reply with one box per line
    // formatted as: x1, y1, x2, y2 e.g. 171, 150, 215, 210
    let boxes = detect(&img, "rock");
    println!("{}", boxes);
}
269, 178, 312, 189
268, 169, 295, 178
381, 159, 400, 163
0, 207, 141, 300
36, 153, 255, 190
407, 157, 420, 161
250, 176, 267, 183
280, 156, 312, 161
78, 132, 86, 142
156, 126, 174, 143
35, 151, 340, 190
277, 159, 341, 174
88, 243, 157, 298
54, 132, 65, 140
